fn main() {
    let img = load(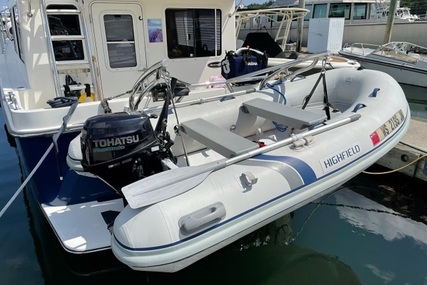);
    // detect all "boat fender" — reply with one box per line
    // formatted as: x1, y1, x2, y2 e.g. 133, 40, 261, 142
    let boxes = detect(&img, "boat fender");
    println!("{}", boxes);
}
179, 202, 226, 234
79, 84, 96, 103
